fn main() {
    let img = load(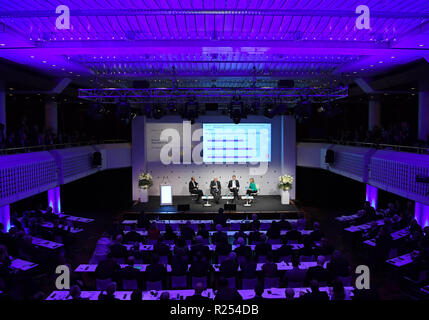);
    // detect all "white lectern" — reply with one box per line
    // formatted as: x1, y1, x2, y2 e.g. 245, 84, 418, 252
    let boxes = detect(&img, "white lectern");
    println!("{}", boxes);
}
160, 185, 173, 206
